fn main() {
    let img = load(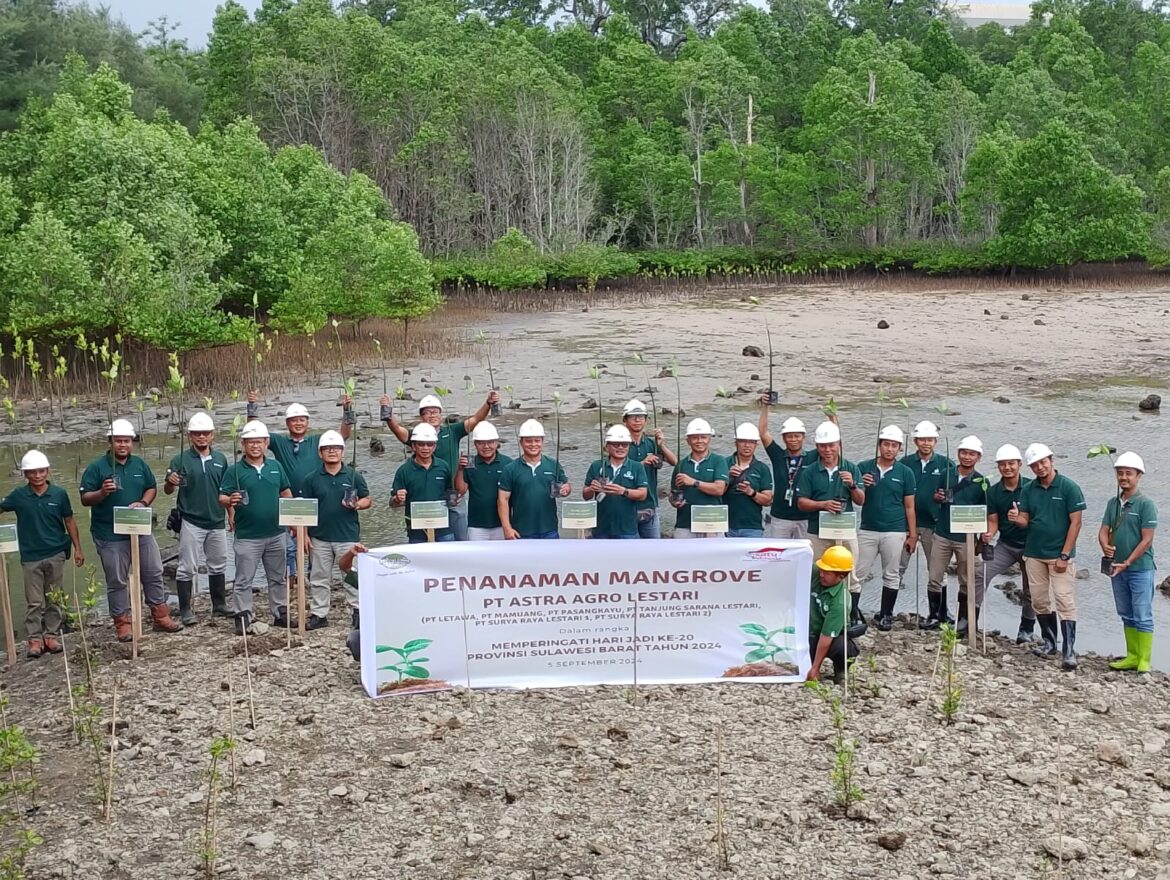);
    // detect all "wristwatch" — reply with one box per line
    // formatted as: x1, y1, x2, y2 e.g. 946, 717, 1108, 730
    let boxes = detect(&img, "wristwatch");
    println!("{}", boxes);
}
1058, 552, 1070, 561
